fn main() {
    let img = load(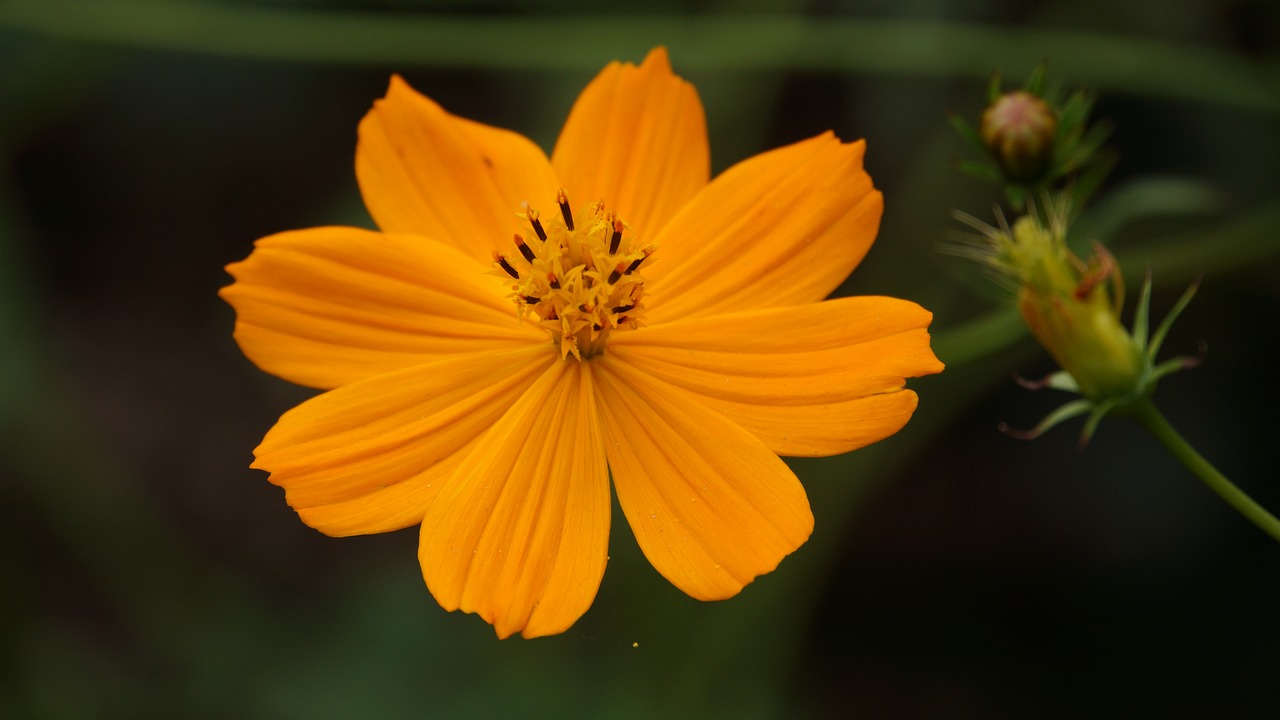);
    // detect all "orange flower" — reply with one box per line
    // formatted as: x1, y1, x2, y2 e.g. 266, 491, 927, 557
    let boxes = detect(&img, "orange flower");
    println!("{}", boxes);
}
221, 48, 943, 639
